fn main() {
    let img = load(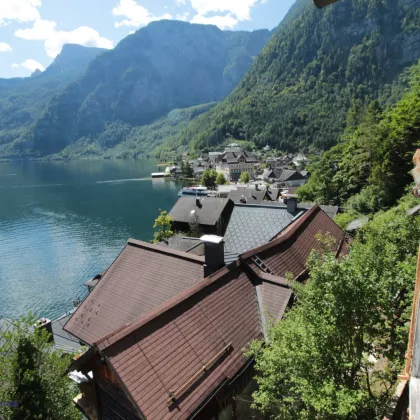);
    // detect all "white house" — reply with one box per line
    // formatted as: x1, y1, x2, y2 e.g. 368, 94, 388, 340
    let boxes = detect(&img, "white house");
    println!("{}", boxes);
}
215, 147, 259, 182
